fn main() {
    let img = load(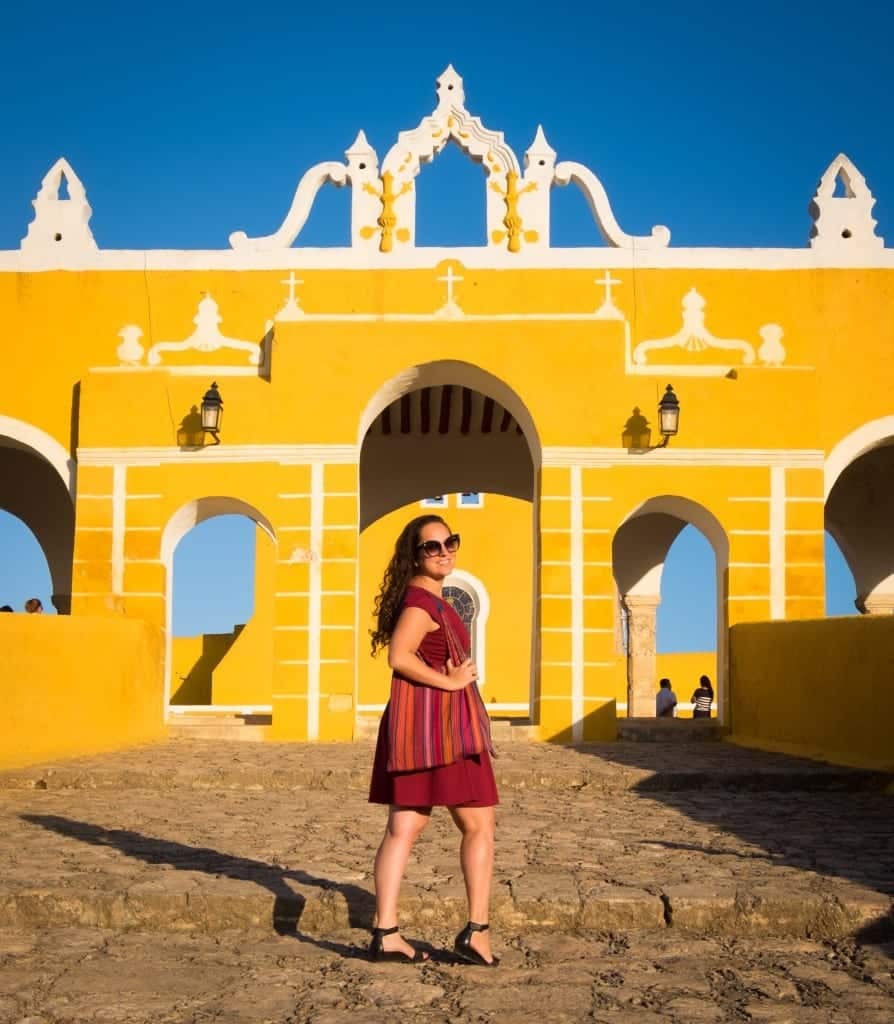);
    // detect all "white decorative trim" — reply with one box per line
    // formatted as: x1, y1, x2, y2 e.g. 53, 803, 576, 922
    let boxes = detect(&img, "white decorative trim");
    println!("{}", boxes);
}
77, 443, 360, 466
4, 245, 894, 273
769, 466, 785, 620
542, 446, 824, 468
569, 467, 584, 743
145, 295, 265, 368
553, 161, 670, 249
809, 154, 884, 253
0, 414, 75, 493
229, 162, 348, 251
20, 158, 97, 260
825, 415, 894, 498
307, 464, 324, 741
111, 466, 126, 595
